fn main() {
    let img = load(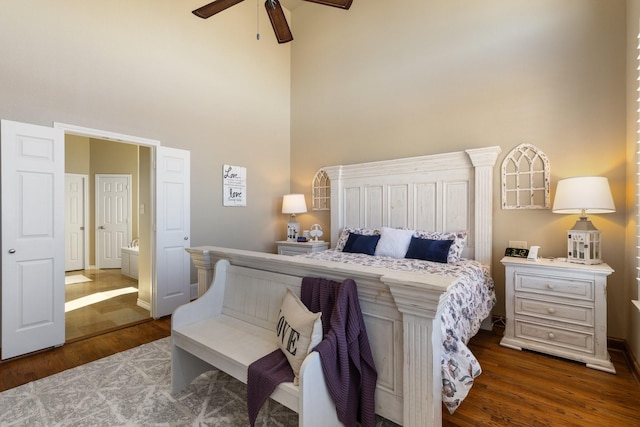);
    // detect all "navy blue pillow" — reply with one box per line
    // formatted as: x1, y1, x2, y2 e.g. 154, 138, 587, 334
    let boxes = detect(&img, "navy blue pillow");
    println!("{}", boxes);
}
405, 237, 453, 263
343, 233, 381, 255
